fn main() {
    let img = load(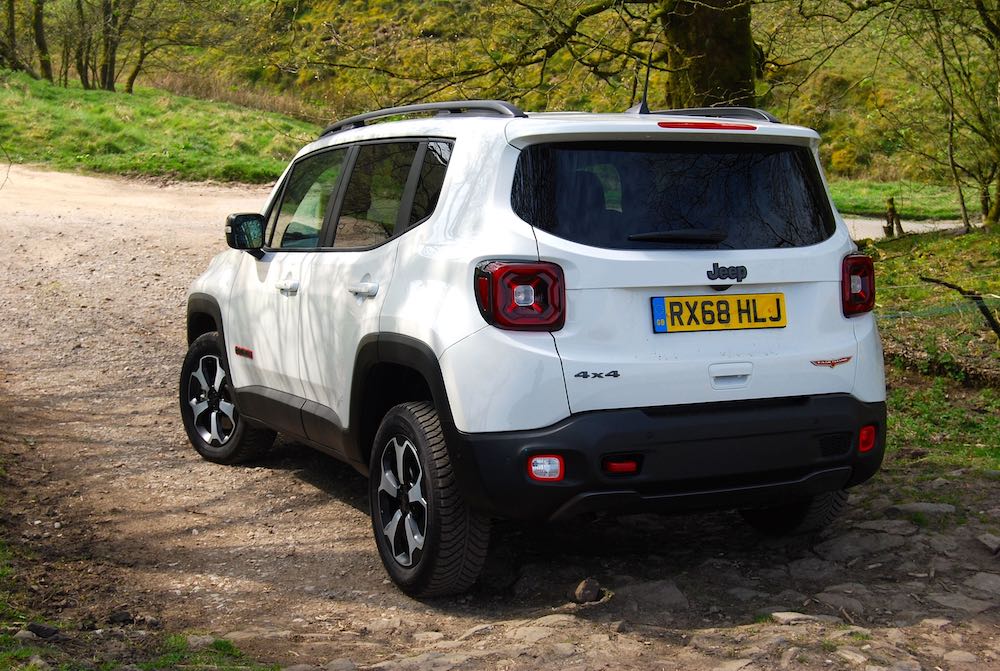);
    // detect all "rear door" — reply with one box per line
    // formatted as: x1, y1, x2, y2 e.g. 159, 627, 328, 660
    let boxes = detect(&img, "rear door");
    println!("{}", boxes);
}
297, 140, 451, 443
512, 138, 859, 413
